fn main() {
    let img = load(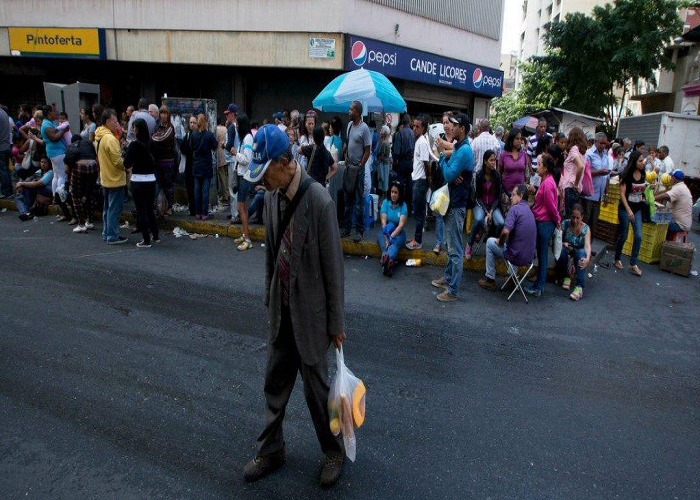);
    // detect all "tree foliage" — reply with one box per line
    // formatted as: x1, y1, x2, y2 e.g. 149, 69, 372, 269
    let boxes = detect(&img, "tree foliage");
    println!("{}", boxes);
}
498, 0, 686, 135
